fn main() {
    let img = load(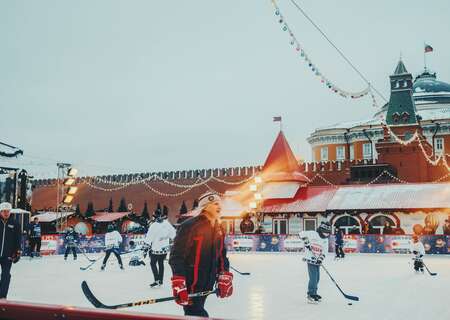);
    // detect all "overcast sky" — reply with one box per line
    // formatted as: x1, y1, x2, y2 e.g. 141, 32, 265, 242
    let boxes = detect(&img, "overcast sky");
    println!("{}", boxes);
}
1, 0, 449, 178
